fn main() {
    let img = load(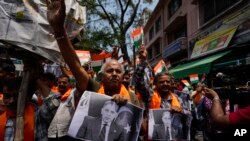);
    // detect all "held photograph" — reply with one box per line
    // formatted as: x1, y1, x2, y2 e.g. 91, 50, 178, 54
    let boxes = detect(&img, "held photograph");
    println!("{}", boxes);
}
148, 109, 191, 141
68, 91, 144, 141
